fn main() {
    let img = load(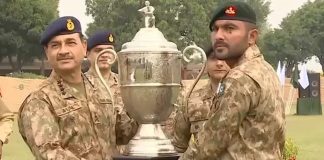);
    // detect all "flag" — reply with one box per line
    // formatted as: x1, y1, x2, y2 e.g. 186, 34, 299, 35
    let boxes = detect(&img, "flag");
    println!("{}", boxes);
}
276, 61, 282, 78
279, 63, 286, 86
298, 64, 309, 89
290, 64, 299, 88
